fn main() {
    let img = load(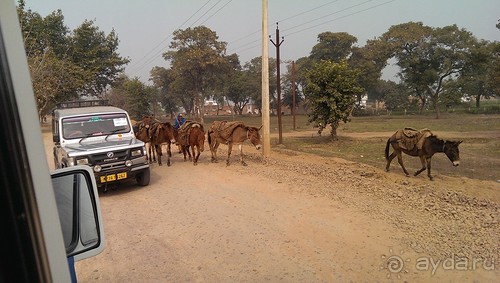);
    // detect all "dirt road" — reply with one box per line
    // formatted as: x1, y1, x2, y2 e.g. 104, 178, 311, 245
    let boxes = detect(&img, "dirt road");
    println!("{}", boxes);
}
43, 130, 498, 282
